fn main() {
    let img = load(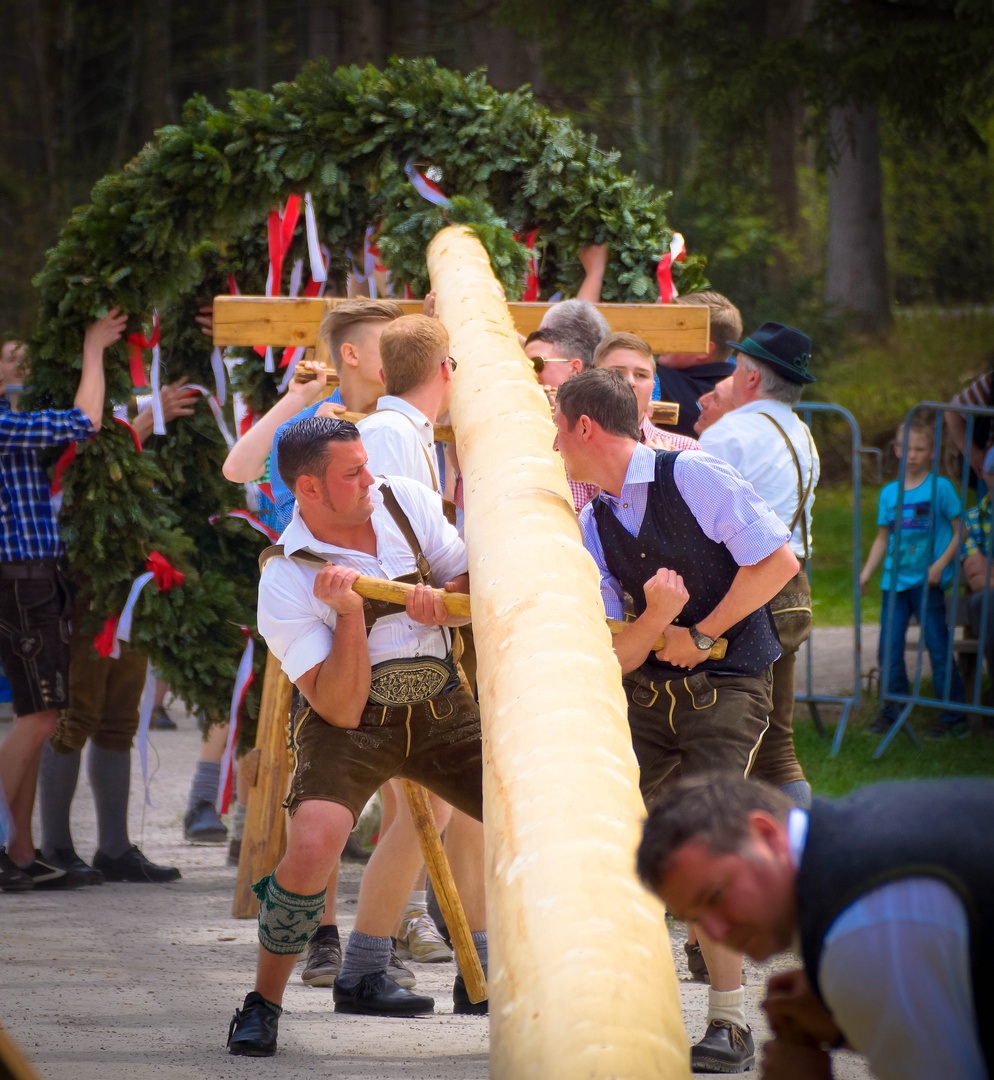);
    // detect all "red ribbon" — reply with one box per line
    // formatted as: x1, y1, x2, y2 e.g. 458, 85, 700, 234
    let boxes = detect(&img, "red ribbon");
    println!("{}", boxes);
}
521, 229, 540, 302
113, 416, 143, 453
50, 444, 78, 497
146, 550, 184, 591
126, 314, 160, 388
254, 196, 303, 358
239, 409, 257, 437
94, 615, 120, 658
228, 273, 240, 296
